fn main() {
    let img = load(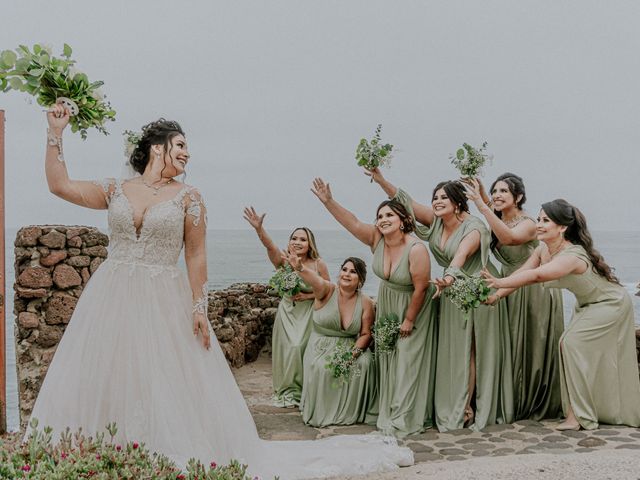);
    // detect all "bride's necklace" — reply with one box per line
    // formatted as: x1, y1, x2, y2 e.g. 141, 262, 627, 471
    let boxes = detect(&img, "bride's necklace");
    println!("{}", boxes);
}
141, 177, 173, 196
